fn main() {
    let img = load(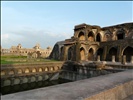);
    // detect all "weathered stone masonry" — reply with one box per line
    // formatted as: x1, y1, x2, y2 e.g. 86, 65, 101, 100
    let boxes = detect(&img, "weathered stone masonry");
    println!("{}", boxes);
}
50, 23, 133, 63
